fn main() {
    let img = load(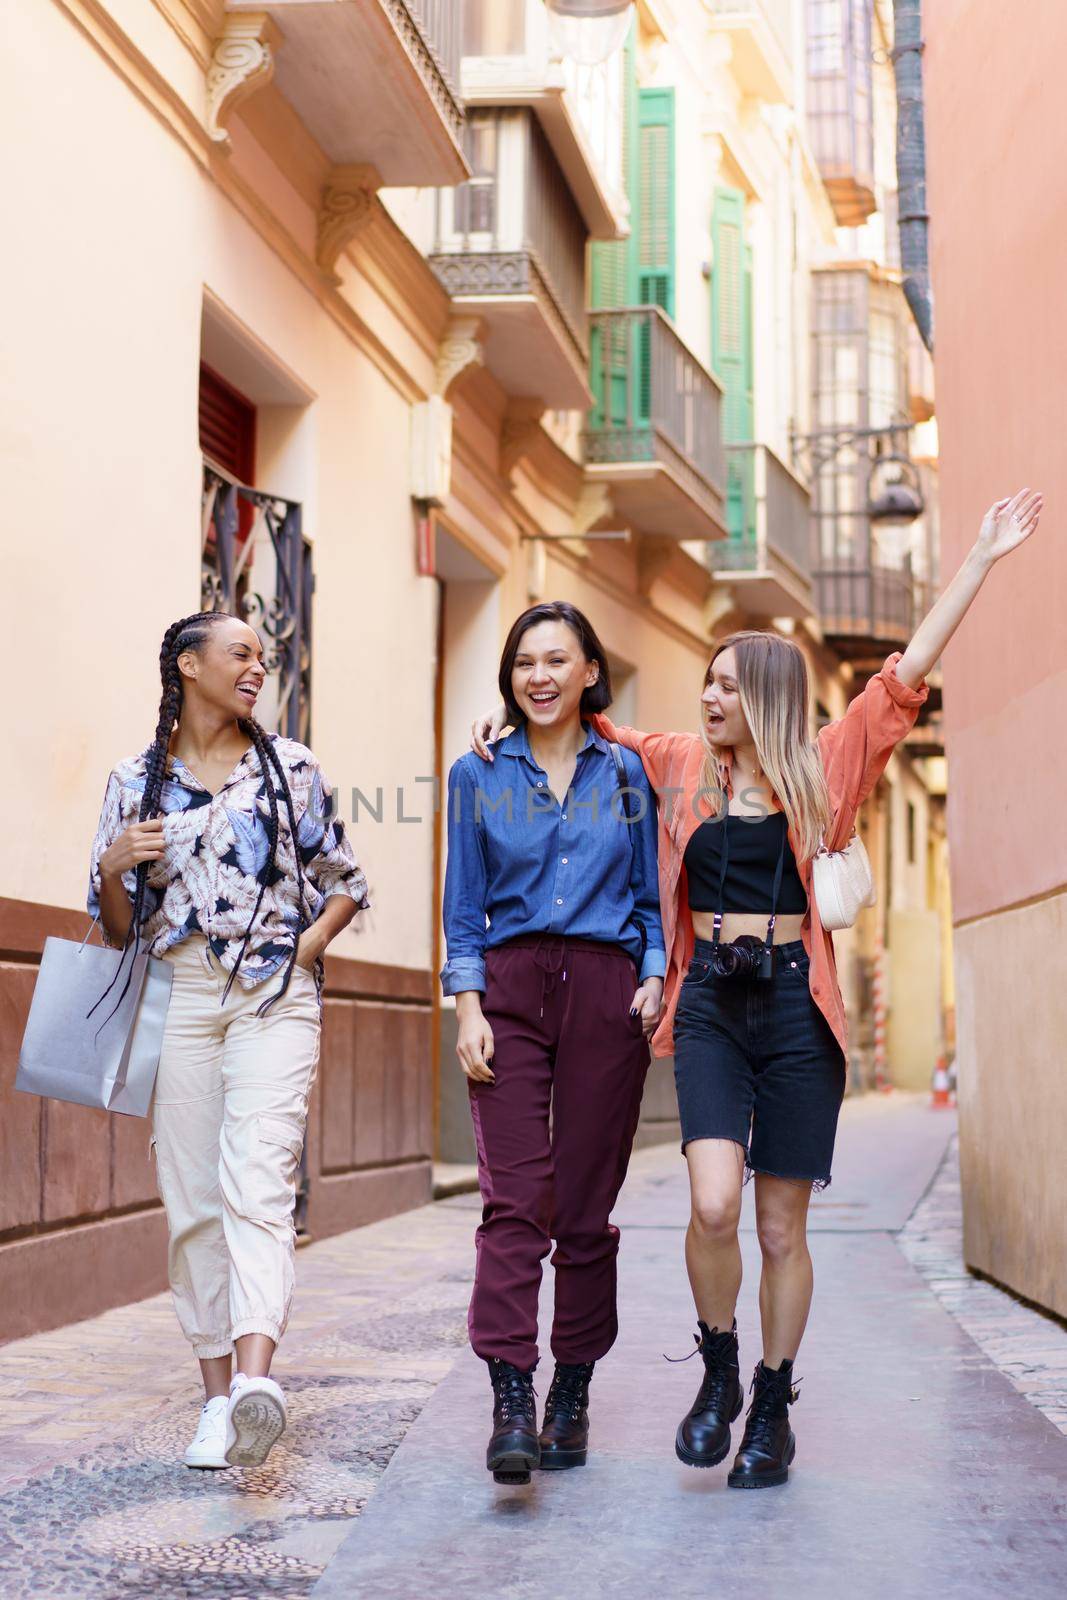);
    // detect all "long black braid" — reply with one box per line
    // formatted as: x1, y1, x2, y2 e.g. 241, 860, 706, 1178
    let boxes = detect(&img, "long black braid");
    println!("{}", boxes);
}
92, 610, 306, 1024
226, 715, 308, 1017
